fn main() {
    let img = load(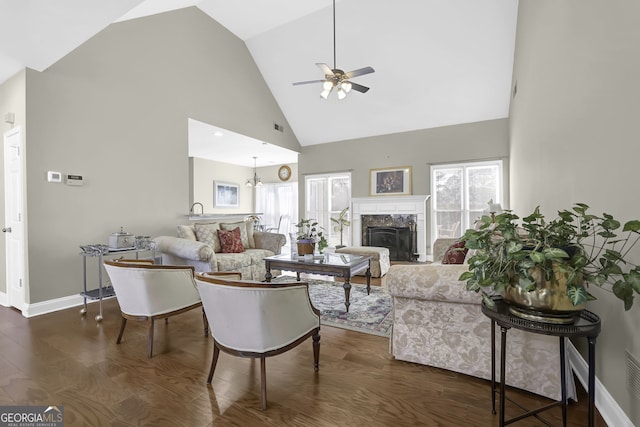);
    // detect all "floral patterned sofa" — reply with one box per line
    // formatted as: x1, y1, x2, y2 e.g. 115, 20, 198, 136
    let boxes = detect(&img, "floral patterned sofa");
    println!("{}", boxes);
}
153, 219, 285, 281
386, 238, 575, 401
